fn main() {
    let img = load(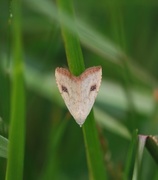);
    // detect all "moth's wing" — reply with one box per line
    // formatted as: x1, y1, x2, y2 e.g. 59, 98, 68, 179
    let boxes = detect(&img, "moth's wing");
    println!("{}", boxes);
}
55, 68, 80, 121
55, 66, 102, 127
78, 66, 102, 125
